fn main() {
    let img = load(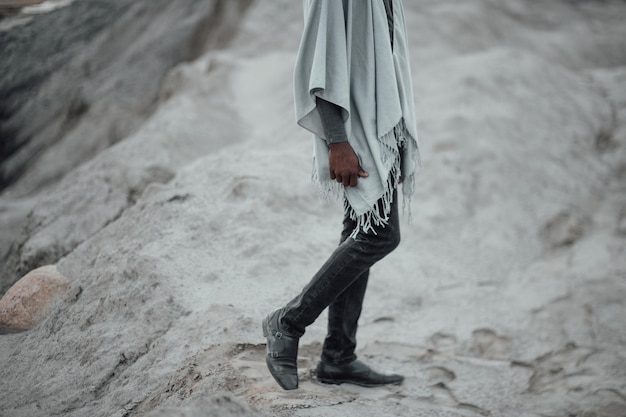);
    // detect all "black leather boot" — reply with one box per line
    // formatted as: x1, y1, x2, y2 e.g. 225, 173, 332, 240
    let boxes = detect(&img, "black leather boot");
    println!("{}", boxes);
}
262, 310, 299, 390
316, 359, 404, 387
